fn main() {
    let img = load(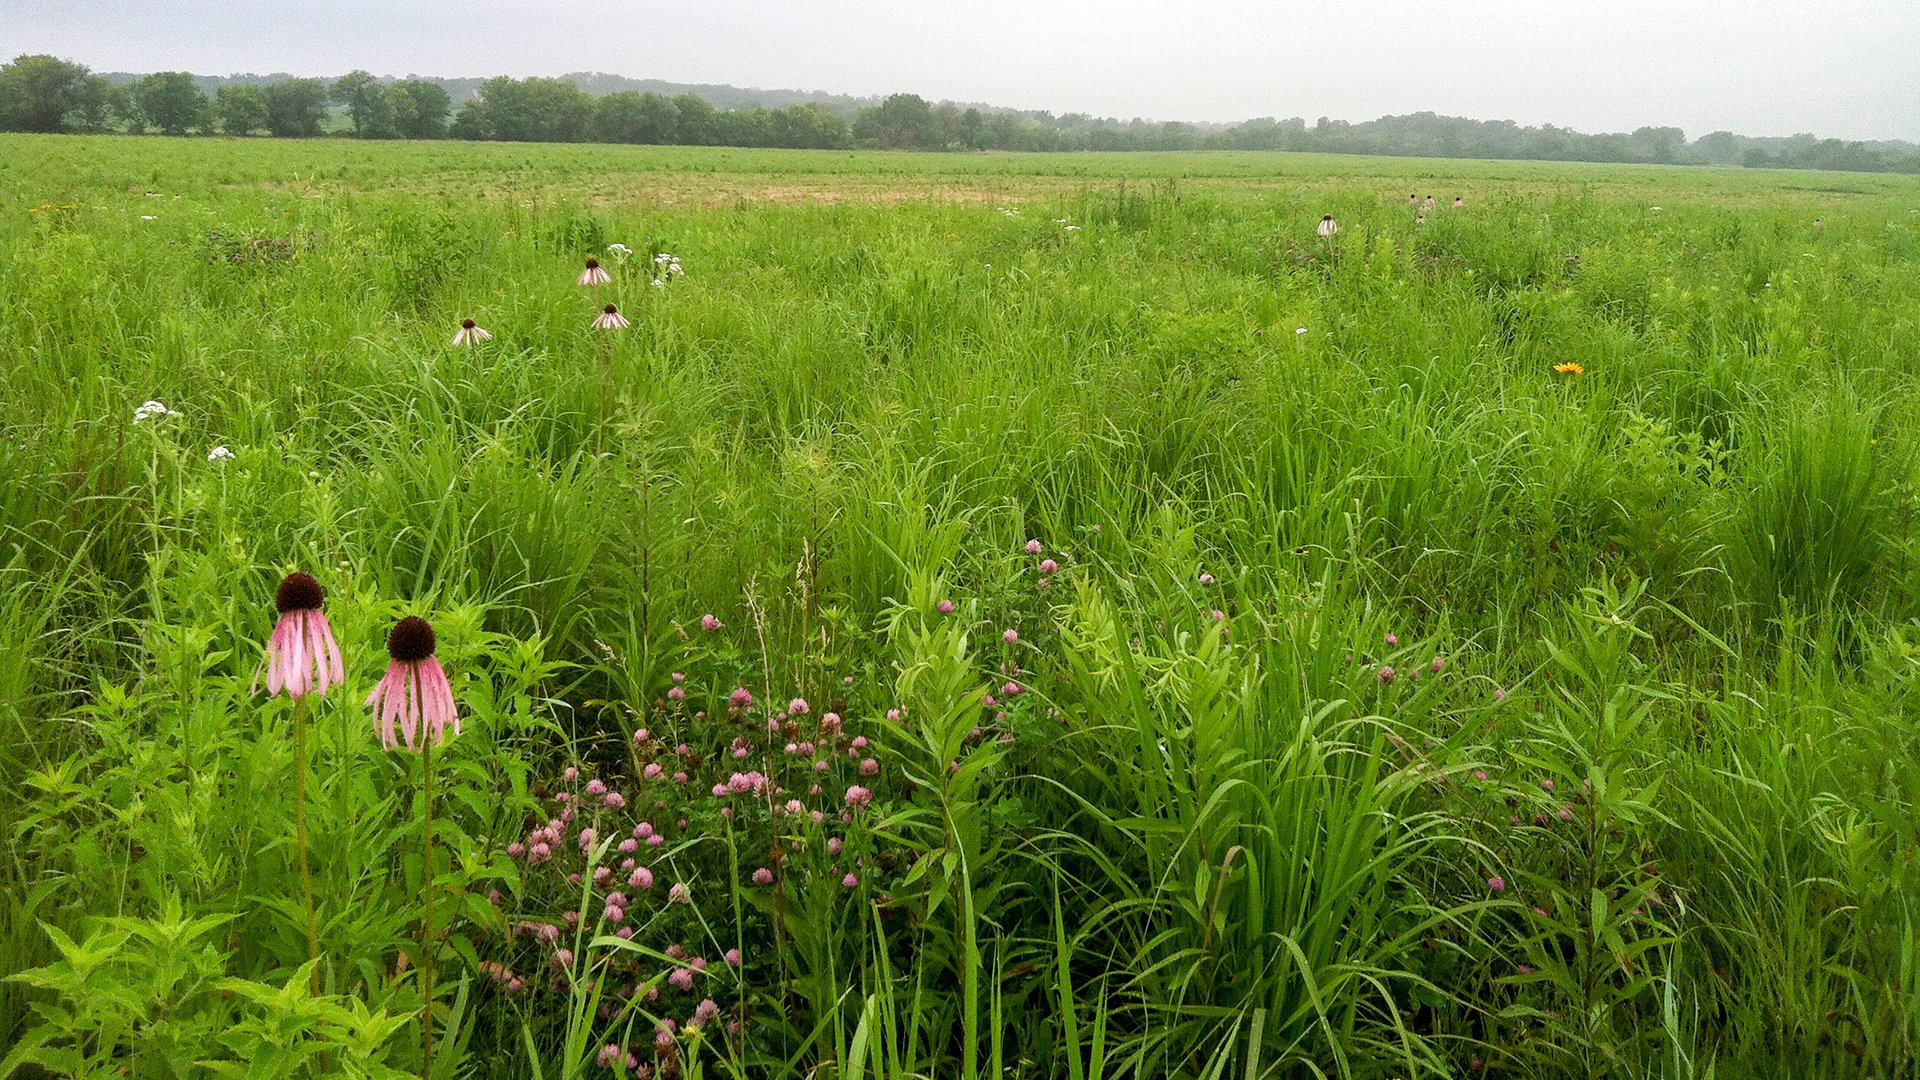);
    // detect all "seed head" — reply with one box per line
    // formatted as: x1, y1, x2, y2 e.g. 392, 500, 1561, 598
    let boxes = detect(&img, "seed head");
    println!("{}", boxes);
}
275, 572, 325, 614
387, 615, 437, 662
